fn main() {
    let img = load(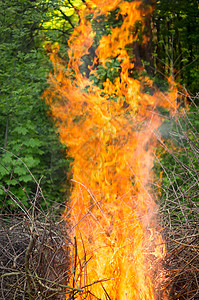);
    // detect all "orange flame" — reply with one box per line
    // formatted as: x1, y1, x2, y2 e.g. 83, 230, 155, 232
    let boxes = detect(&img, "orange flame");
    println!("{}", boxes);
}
43, 1, 178, 299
